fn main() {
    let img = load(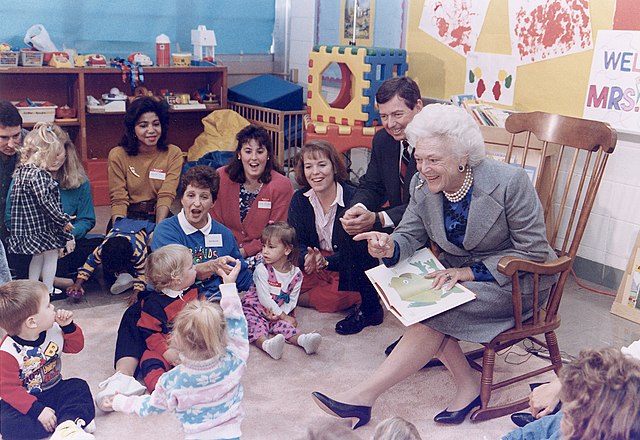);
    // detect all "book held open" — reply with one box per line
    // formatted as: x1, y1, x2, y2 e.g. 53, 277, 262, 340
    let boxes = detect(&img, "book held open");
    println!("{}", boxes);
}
365, 248, 477, 326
